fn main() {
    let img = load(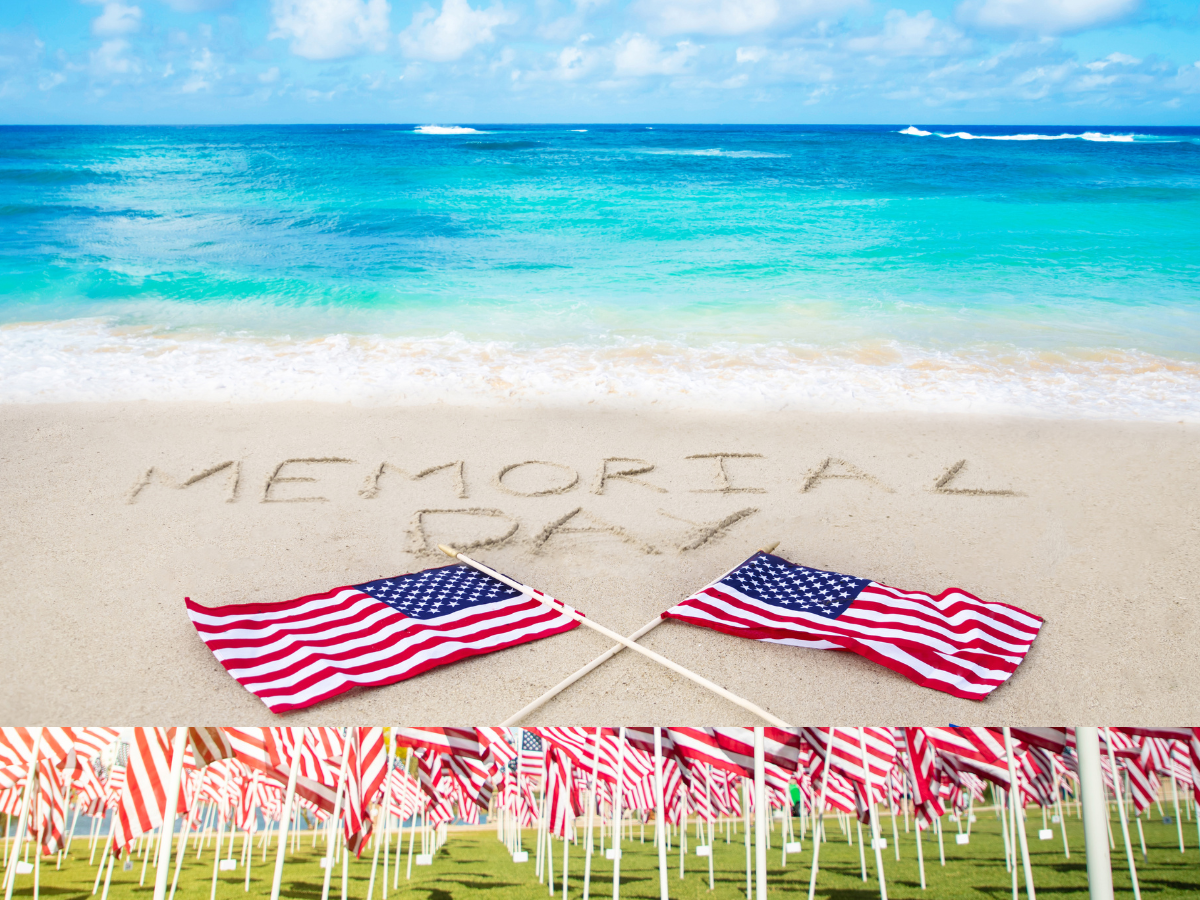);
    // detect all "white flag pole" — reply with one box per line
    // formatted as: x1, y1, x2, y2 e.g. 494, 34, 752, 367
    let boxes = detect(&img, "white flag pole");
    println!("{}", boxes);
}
582, 728, 601, 900
1101, 729, 1140, 900
858, 728, 887, 900
653, 729, 668, 900
1076, 728, 1113, 900
320, 735, 351, 900
4, 729, 43, 900
753, 728, 767, 900
270, 729, 306, 900
151, 729, 189, 900
499, 543, 779, 726
440, 545, 788, 727
806, 728, 833, 900
1002, 728, 1036, 900
611, 729, 625, 900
